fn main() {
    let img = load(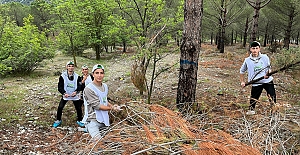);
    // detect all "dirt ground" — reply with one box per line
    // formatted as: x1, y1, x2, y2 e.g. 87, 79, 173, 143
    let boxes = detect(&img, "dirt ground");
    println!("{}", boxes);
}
0, 44, 299, 154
